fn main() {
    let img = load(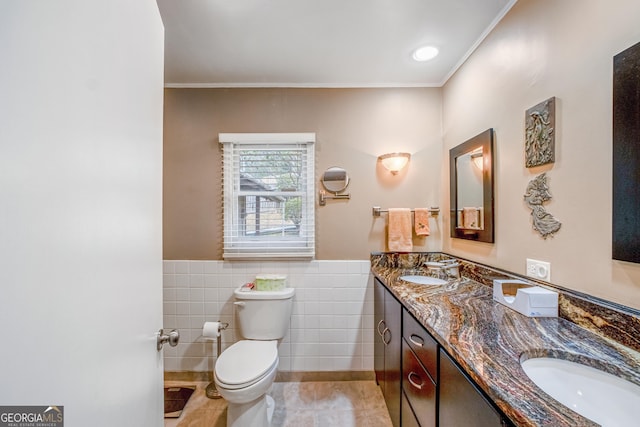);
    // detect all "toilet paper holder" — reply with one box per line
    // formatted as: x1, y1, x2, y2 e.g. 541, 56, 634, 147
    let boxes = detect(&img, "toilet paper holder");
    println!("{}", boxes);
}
205, 321, 229, 399
203, 321, 229, 338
